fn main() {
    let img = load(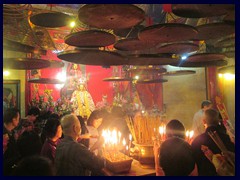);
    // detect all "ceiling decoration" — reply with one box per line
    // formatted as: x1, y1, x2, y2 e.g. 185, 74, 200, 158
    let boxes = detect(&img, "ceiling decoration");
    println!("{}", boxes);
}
57, 49, 127, 66
3, 38, 47, 55
30, 12, 73, 28
28, 78, 64, 84
3, 58, 50, 70
214, 36, 235, 48
3, 4, 235, 69
78, 4, 145, 29
155, 42, 199, 54
196, 22, 235, 40
64, 30, 116, 47
135, 79, 168, 84
161, 70, 196, 76
127, 54, 180, 66
171, 4, 234, 18
138, 23, 198, 43
114, 38, 157, 51
103, 77, 133, 82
